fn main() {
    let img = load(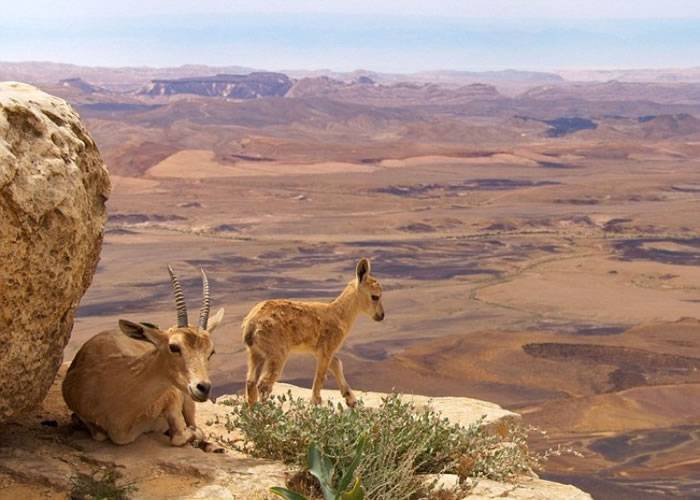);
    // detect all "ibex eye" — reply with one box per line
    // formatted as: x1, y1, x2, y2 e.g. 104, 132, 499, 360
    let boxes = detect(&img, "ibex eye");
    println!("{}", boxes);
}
169, 344, 181, 354
208, 350, 215, 360
371, 295, 380, 301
